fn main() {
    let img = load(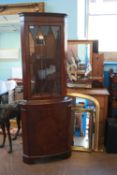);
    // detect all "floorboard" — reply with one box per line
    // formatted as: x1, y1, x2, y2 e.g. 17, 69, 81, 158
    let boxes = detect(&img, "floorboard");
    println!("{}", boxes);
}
0, 135, 117, 175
